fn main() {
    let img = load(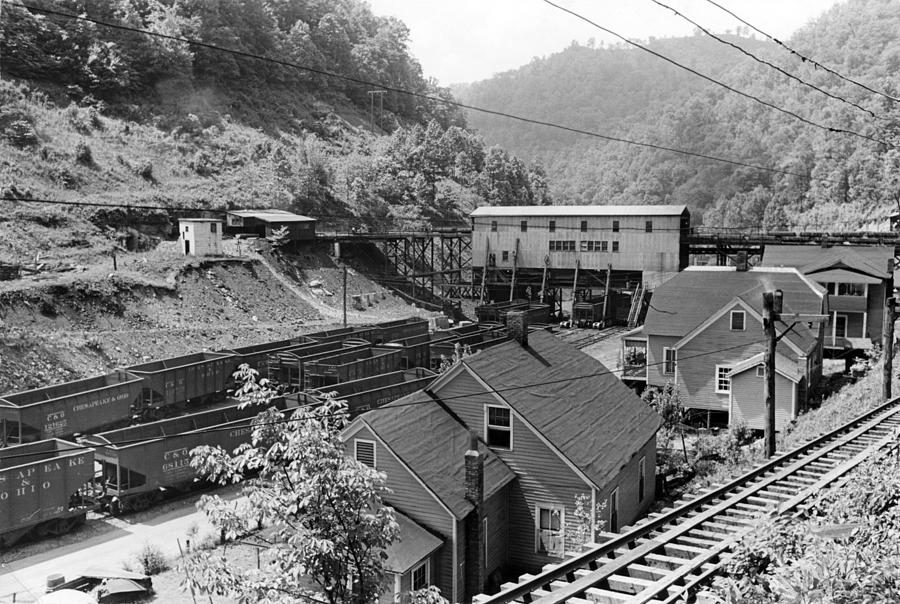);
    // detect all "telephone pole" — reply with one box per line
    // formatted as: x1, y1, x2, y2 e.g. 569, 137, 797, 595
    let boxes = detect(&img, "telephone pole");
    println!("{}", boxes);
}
762, 290, 781, 458
367, 90, 385, 132
884, 295, 895, 402
342, 265, 348, 328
